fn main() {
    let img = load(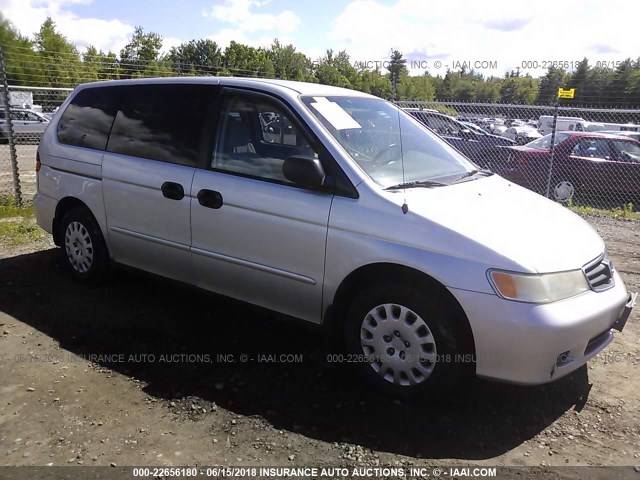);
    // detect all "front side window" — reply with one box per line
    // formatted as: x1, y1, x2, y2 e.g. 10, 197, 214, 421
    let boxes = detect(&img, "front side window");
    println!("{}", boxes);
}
107, 84, 214, 166
571, 138, 612, 159
610, 140, 640, 162
302, 96, 474, 188
213, 94, 318, 183
58, 87, 120, 151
